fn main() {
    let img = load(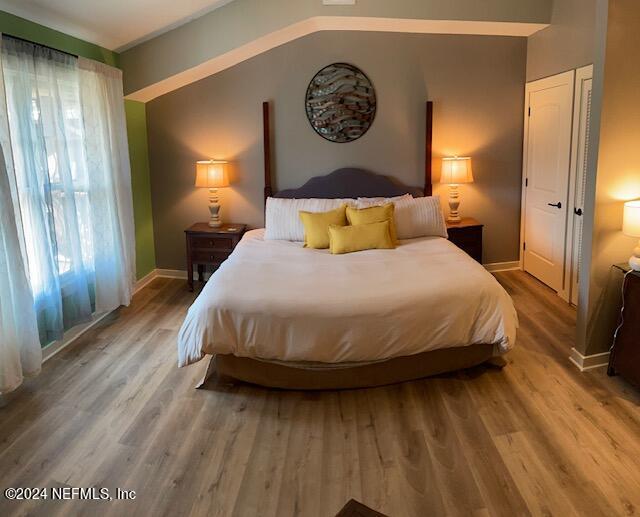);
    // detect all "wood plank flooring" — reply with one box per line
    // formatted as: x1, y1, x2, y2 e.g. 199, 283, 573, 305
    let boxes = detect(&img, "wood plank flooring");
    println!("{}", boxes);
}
0, 271, 639, 517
